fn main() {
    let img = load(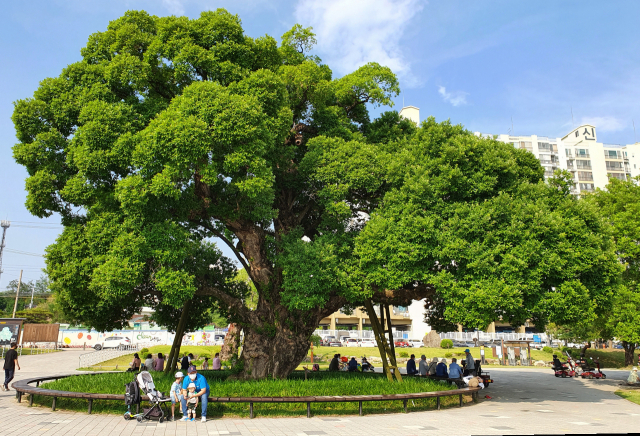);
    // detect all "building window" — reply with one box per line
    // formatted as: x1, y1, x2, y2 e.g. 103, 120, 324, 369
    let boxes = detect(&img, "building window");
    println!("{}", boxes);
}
579, 183, 595, 191
576, 149, 590, 158
578, 171, 593, 181
565, 149, 573, 157
576, 160, 592, 169
607, 172, 627, 181
605, 161, 624, 170
519, 141, 532, 150
605, 150, 622, 159
538, 142, 551, 151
